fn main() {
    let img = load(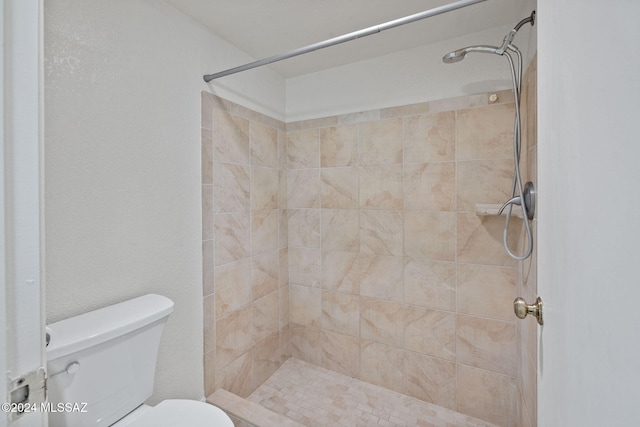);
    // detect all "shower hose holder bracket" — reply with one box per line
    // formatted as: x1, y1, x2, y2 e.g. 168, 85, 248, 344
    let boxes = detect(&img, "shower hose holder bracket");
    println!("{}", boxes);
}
522, 181, 535, 220
497, 181, 535, 220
